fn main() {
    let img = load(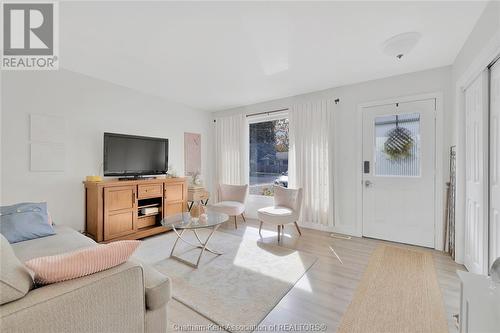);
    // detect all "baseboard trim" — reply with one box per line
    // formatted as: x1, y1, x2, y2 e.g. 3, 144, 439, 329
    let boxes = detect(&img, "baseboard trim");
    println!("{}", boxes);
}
298, 221, 359, 237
